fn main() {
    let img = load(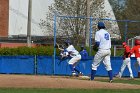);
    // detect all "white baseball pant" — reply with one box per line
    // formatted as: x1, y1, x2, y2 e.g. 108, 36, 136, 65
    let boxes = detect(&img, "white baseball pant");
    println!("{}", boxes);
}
68, 54, 81, 67
92, 49, 112, 71
118, 58, 133, 78
137, 57, 140, 66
